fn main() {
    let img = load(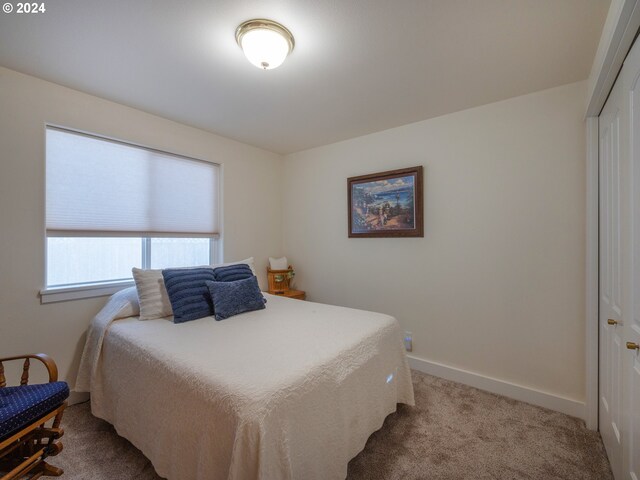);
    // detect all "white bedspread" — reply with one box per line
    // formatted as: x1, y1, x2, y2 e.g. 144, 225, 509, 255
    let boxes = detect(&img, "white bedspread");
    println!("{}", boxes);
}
77, 290, 414, 480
